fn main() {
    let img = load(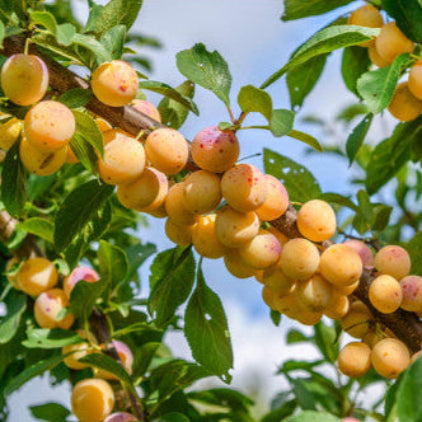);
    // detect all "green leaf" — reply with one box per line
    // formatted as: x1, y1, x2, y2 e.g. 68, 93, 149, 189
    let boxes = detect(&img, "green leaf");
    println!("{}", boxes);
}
100, 24, 127, 60
59, 88, 92, 109
79, 353, 133, 386
98, 240, 128, 288
95, 0, 143, 35
314, 322, 338, 364
346, 113, 374, 165
158, 80, 196, 129
284, 410, 341, 422
148, 247, 196, 327
357, 54, 415, 113
382, 0, 422, 42
270, 309, 282, 326
176, 43, 232, 105
261, 25, 379, 89
2, 138, 27, 217
287, 54, 327, 108
238, 85, 273, 123
341, 46, 371, 96
288, 129, 323, 152
262, 399, 297, 422
56, 23, 76, 46
30, 11, 57, 33
270, 109, 295, 137
406, 232, 422, 274
184, 267, 233, 382
263, 148, 321, 202
22, 329, 83, 349
365, 117, 422, 194
72, 33, 111, 64
282, 0, 355, 21
69, 278, 106, 319
4, 353, 66, 395
319, 192, 359, 212
0, 290, 26, 344
397, 357, 422, 421
372, 205, 393, 232
139, 80, 198, 115
54, 180, 114, 251
30, 403, 70, 422
0, 20, 5, 47
287, 329, 309, 344
125, 242, 157, 283
69, 133, 98, 173
16, 218, 54, 243
73, 110, 104, 156
157, 413, 190, 422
